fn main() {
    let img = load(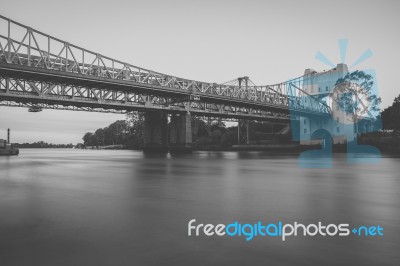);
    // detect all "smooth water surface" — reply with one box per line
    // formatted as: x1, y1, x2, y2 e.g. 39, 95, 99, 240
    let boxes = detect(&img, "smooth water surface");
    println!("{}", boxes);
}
0, 149, 399, 265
